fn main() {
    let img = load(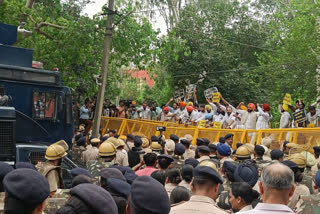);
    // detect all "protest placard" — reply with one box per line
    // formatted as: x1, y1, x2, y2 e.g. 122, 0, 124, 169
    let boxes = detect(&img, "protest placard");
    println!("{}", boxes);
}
212, 92, 220, 103
293, 110, 307, 123
283, 93, 292, 105
204, 87, 218, 99
213, 121, 222, 129
174, 89, 184, 102
198, 120, 206, 128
